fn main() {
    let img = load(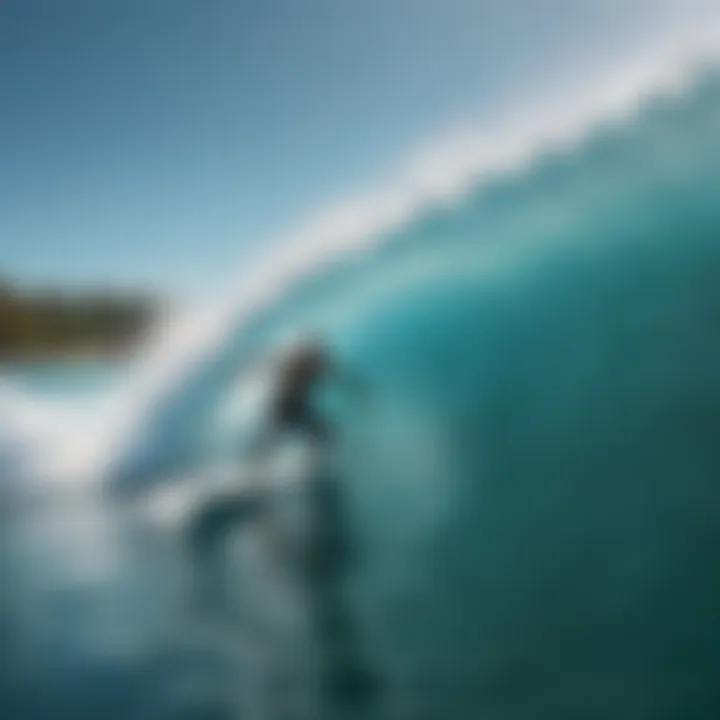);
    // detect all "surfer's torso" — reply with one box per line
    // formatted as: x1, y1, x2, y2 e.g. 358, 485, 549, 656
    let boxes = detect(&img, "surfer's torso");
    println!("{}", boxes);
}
261, 443, 352, 586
